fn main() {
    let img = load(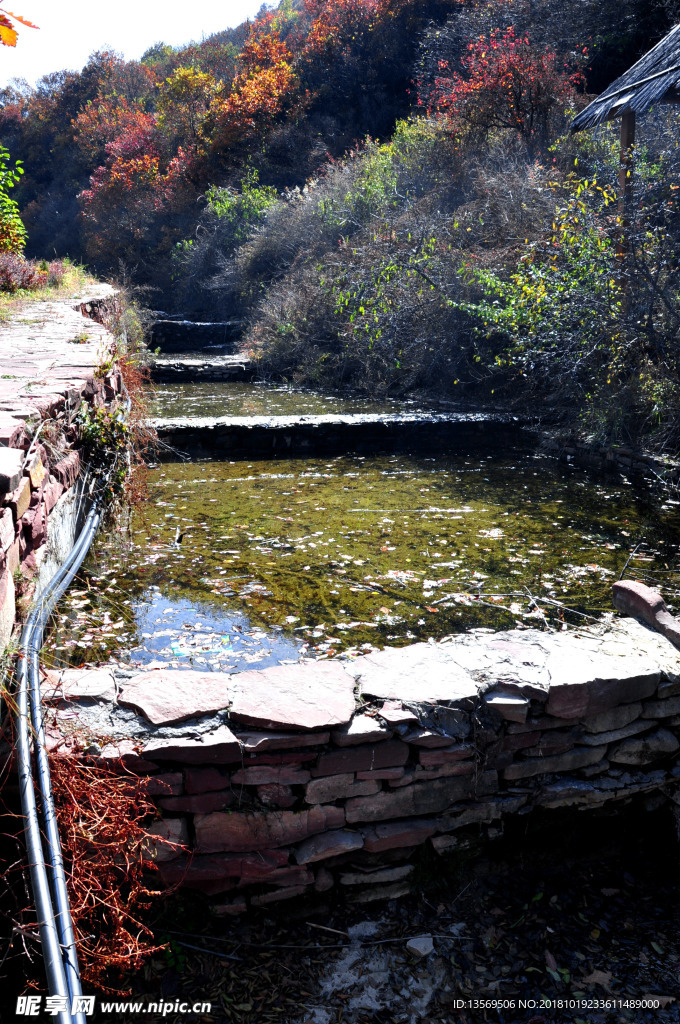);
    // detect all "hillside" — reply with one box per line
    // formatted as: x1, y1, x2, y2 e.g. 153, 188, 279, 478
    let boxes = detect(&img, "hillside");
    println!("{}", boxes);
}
2, 0, 680, 446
